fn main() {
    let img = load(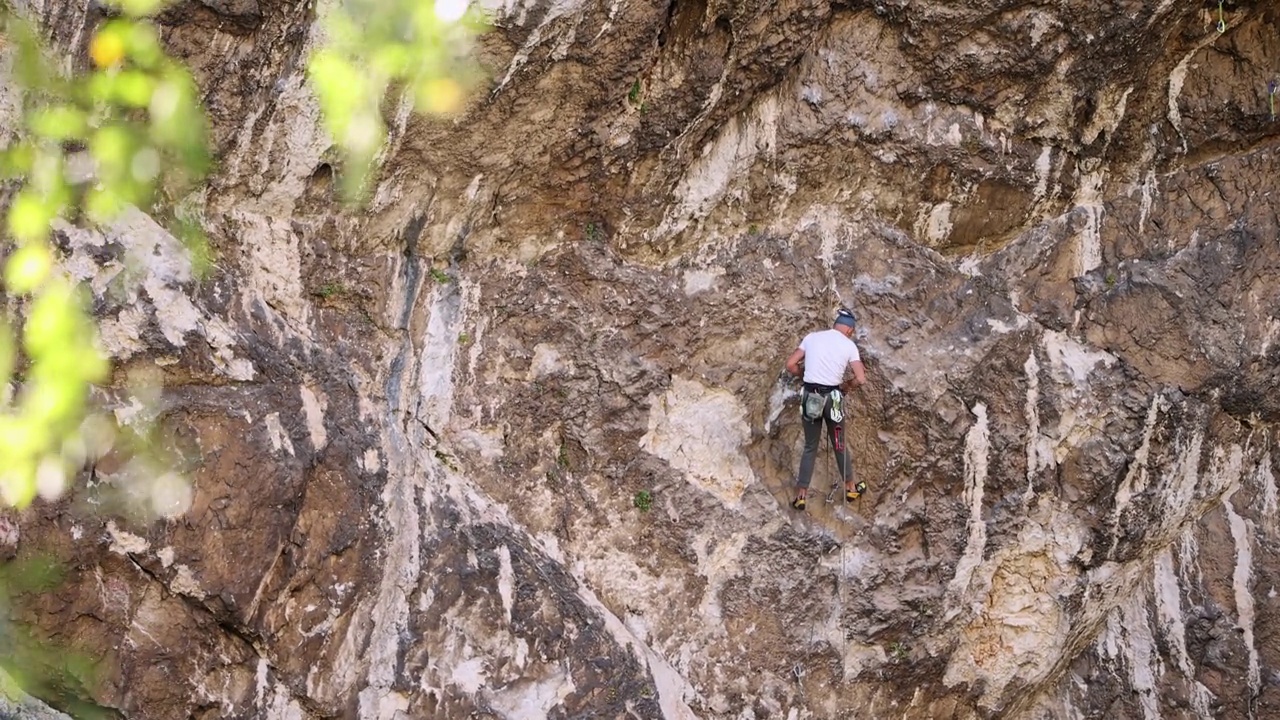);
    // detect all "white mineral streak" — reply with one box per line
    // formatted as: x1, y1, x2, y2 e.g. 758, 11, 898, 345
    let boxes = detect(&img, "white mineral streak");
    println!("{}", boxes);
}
1258, 447, 1278, 535
419, 284, 467, 431
1070, 164, 1106, 277
344, 284, 701, 719
1152, 548, 1214, 718
1031, 145, 1053, 207
238, 213, 312, 336
255, 658, 270, 710
106, 521, 149, 556
949, 403, 989, 600
55, 211, 256, 379
264, 413, 296, 456
764, 380, 802, 436
485, 666, 576, 720
497, 544, 515, 625
1100, 592, 1162, 720
1179, 444, 1243, 531
1081, 85, 1133, 148
300, 385, 329, 451
1137, 169, 1158, 235
1023, 351, 1043, 498
481, 0, 591, 93
1166, 31, 1222, 151
1223, 489, 1261, 701
682, 267, 725, 295
1109, 394, 1168, 556
655, 96, 779, 239
640, 376, 755, 508
916, 199, 957, 244
1040, 331, 1115, 465
1178, 523, 1204, 596
943, 504, 1083, 706
469, 493, 702, 719
692, 533, 748, 625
